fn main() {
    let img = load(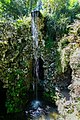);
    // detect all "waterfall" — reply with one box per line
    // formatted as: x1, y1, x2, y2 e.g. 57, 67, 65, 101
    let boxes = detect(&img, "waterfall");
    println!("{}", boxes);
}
31, 11, 39, 100
25, 7, 58, 120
